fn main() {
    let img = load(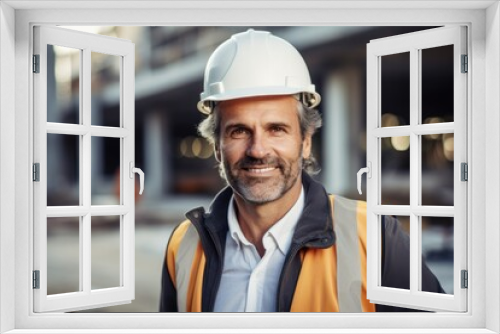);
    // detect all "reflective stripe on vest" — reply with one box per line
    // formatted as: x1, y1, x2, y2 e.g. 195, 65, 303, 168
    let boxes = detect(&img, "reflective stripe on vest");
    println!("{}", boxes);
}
334, 195, 372, 312
289, 195, 374, 312
166, 195, 374, 312
335, 195, 362, 311
167, 221, 204, 312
